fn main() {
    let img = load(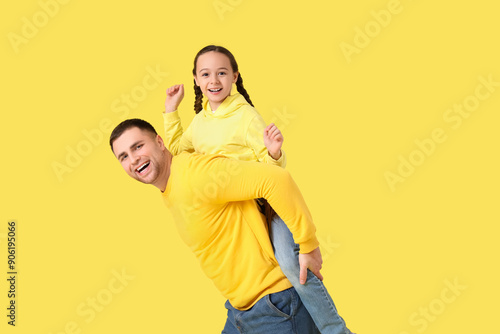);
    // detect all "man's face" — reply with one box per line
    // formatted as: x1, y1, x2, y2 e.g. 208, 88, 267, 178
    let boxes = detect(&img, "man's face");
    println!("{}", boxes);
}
112, 127, 166, 185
